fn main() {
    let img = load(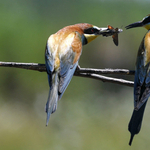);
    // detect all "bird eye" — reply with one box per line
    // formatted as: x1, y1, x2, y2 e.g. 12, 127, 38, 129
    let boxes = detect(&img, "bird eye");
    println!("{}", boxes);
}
84, 28, 98, 34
